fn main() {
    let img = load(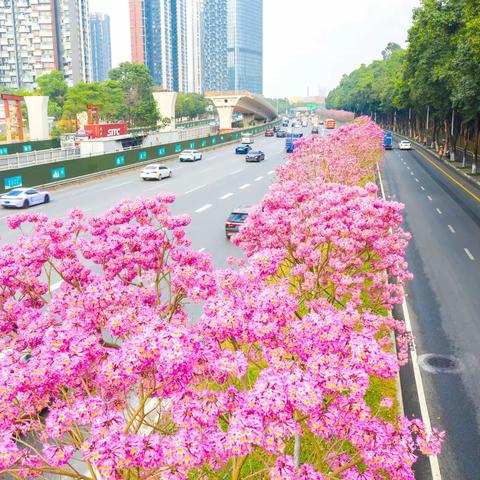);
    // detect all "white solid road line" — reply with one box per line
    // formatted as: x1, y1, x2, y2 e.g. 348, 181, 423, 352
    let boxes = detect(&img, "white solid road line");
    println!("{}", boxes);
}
220, 193, 234, 200
254, 176, 264, 182
436, 208, 442, 215
185, 184, 207, 195
103, 181, 133, 191
465, 248, 475, 261
427, 195, 433, 201
239, 184, 250, 190
376, 163, 442, 480
267, 170, 275, 175
195, 204, 212, 213
448, 225, 456, 233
